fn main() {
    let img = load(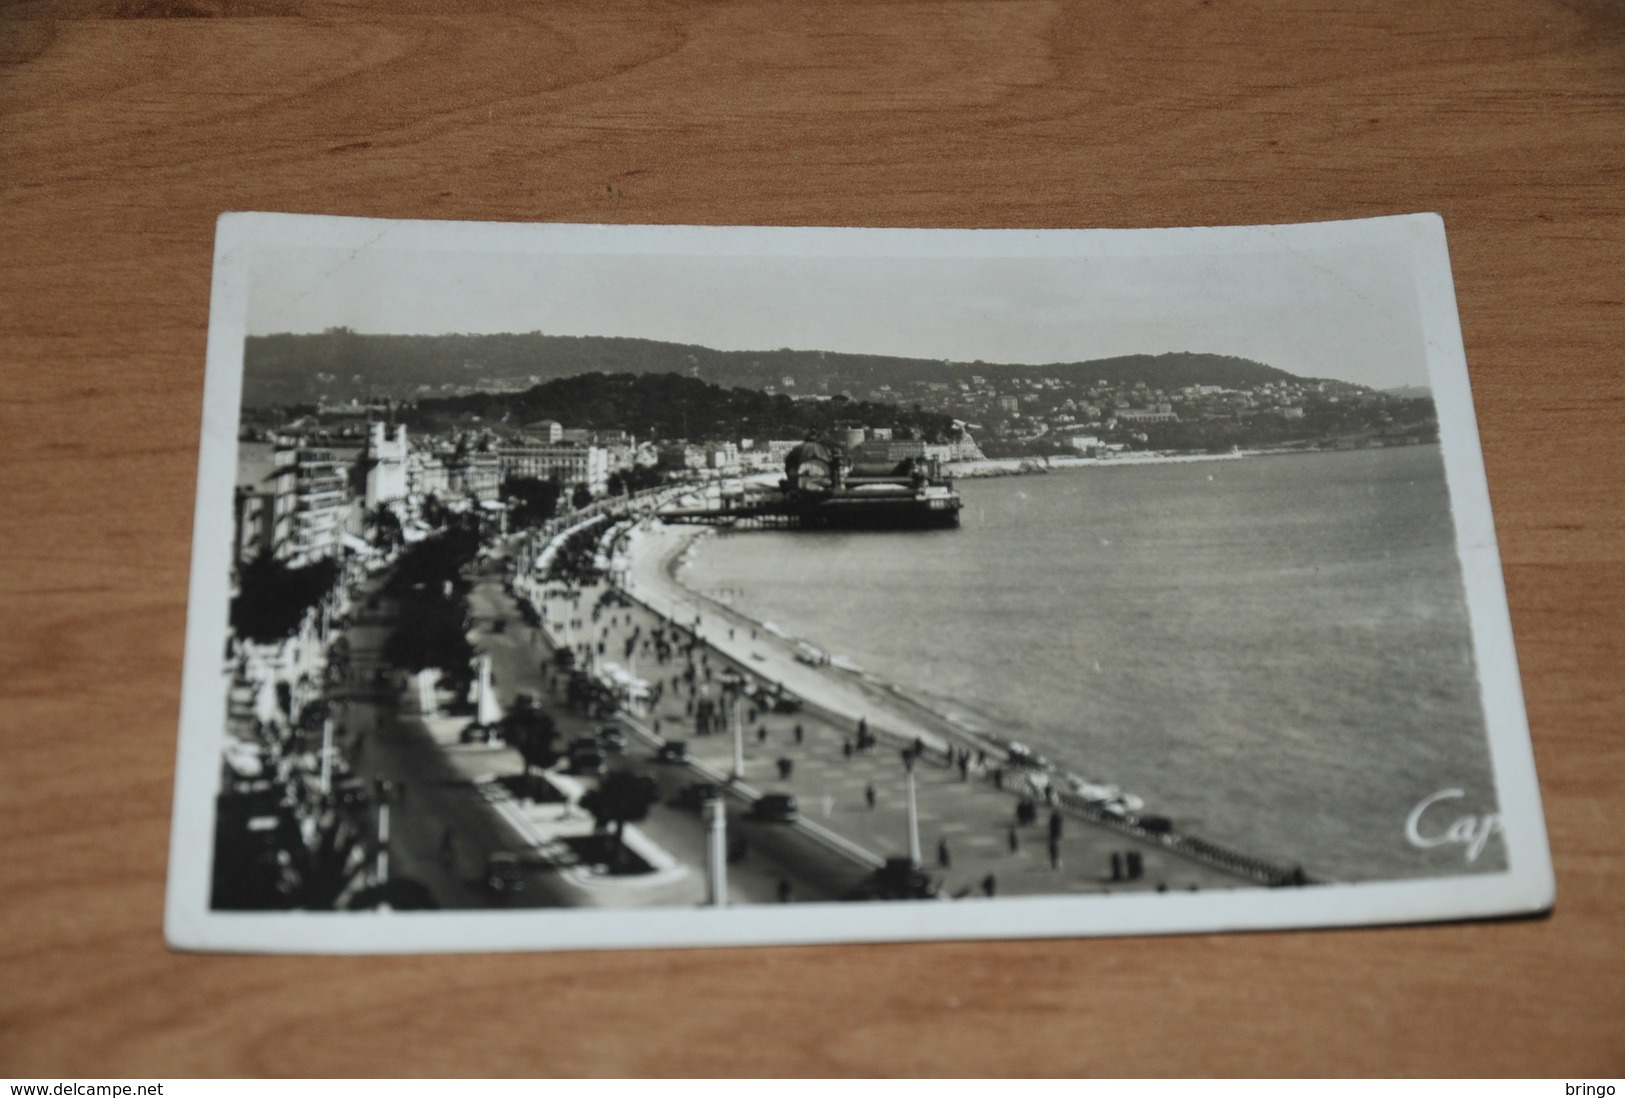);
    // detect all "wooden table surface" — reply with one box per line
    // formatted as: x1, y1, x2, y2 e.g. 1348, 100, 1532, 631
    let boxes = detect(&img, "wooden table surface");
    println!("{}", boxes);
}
2, 0, 1621, 1078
